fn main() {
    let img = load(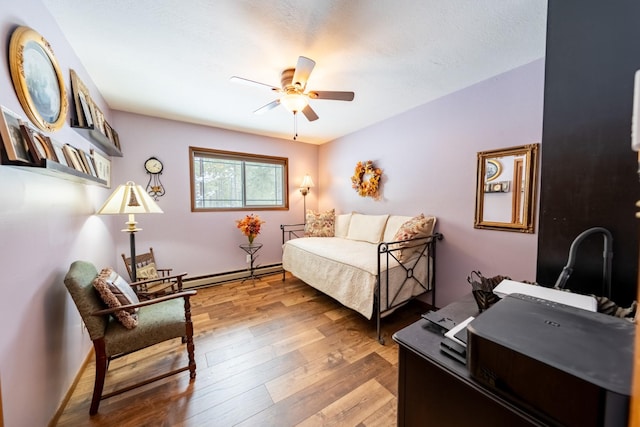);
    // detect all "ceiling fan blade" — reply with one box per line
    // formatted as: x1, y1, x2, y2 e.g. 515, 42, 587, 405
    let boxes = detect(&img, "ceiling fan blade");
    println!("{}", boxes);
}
301, 104, 319, 121
230, 76, 281, 92
308, 91, 355, 101
292, 56, 316, 90
254, 99, 280, 114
